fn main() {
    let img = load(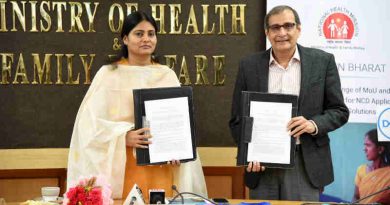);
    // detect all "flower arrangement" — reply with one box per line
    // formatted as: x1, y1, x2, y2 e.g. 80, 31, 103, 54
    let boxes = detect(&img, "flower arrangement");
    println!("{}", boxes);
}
63, 175, 113, 205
